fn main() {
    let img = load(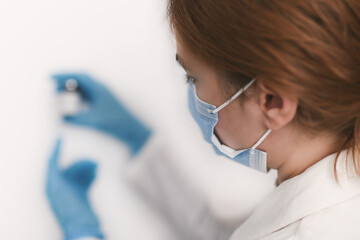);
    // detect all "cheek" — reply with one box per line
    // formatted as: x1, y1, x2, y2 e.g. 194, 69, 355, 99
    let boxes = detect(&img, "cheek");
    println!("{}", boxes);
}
214, 99, 264, 149
214, 104, 248, 148
197, 84, 223, 106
